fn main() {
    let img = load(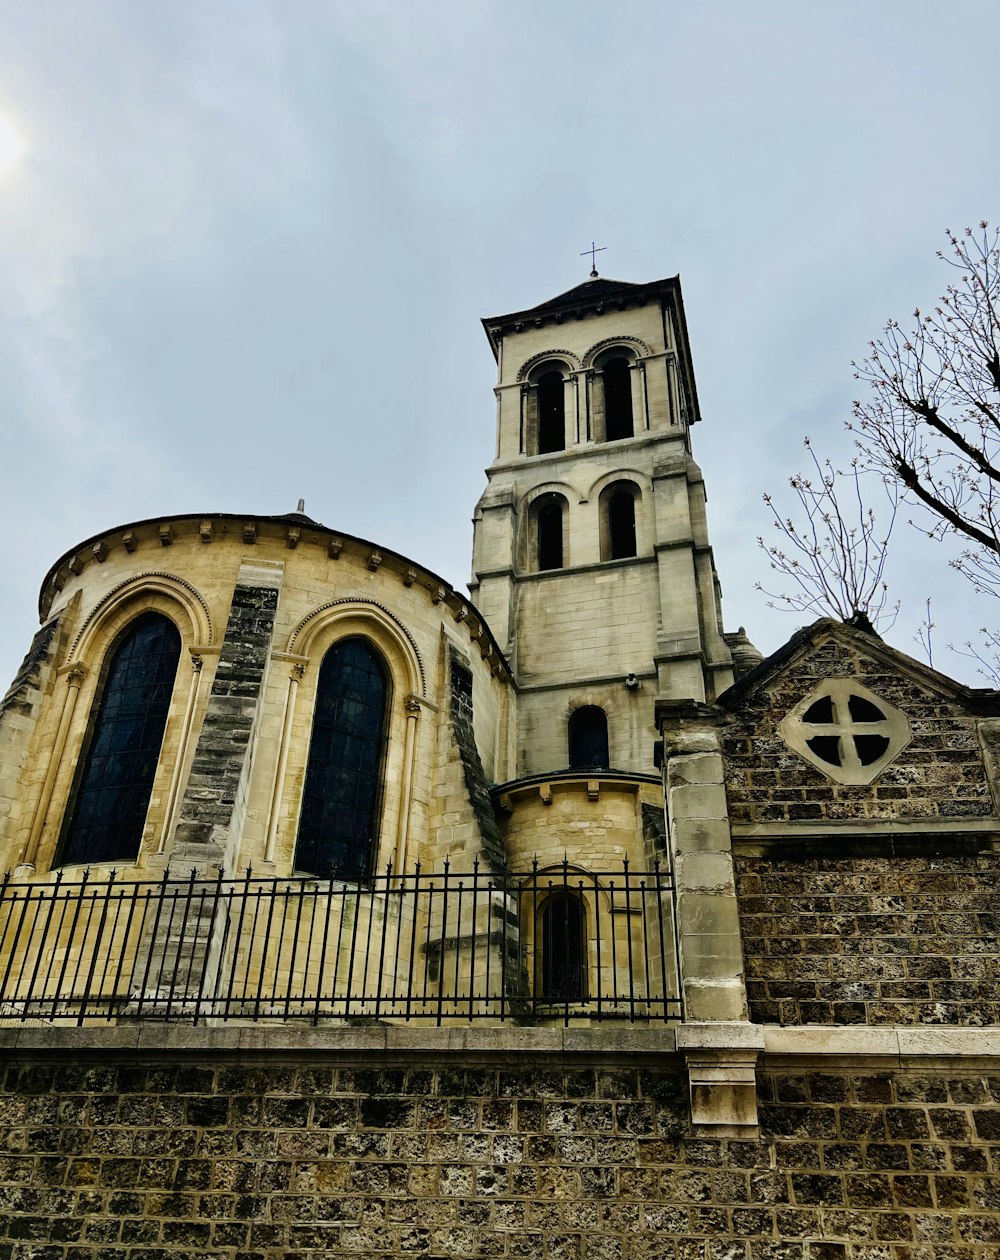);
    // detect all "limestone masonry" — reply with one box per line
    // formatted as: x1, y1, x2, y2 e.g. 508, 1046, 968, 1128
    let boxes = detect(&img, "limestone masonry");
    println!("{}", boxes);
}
0, 270, 998, 1257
